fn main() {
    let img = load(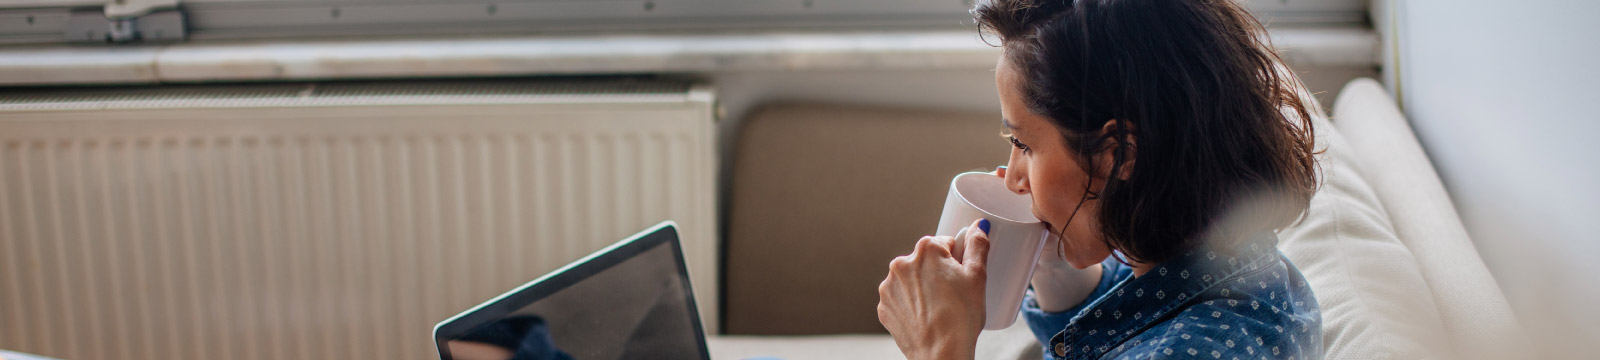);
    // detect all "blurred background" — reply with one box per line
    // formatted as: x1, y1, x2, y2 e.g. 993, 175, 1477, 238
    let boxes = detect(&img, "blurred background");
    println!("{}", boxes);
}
0, 0, 1594, 359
